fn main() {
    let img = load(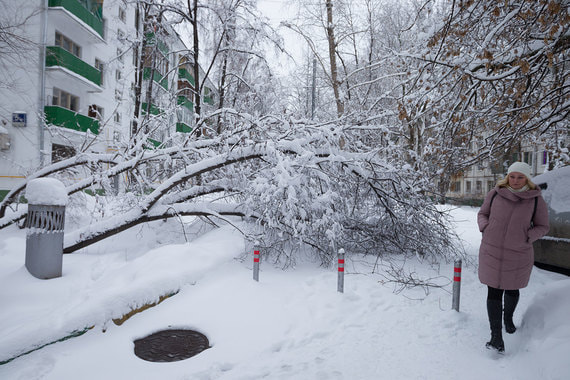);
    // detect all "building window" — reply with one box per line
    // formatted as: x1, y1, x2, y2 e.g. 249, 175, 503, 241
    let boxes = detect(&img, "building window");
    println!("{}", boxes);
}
52, 144, 76, 163
117, 48, 124, 62
115, 70, 122, 81
119, 7, 126, 23
114, 112, 121, 124
523, 151, 532, 165
178, 81, 194, 101
542, 150, 548, 165
487, 181, 494, 192
95, 59, 104, 86
55, 32, 81, 58
115, 89, 122, 101
88, 104, 104, 120
450, 181, 461, 193
476, 181, 482, 194
465, 181, 471, 194
52, 88, 79, 111
113, 130, 121, 143
144, 46, 169, 76
477, 159, 485, 171
157, 53, 168, 76
117, 29, 125, 41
